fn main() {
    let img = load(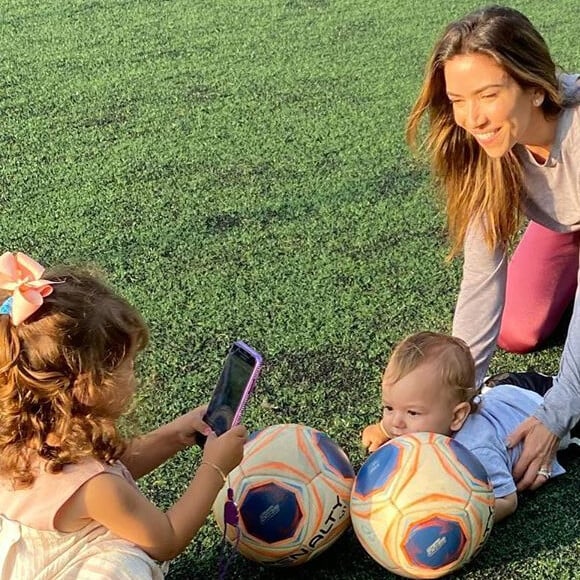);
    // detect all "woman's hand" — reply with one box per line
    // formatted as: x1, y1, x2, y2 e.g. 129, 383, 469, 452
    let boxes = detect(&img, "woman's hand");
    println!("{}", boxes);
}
507, 416, 560, 491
